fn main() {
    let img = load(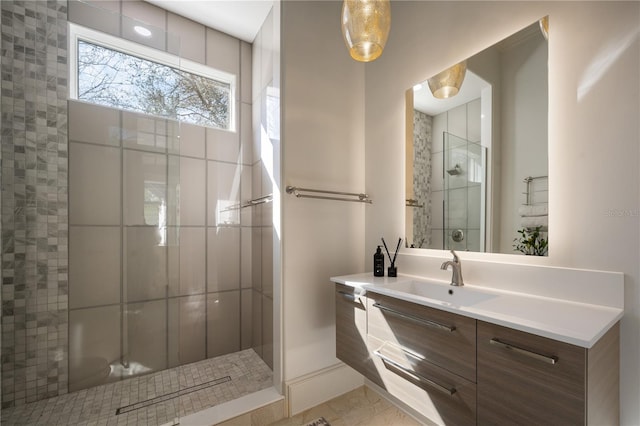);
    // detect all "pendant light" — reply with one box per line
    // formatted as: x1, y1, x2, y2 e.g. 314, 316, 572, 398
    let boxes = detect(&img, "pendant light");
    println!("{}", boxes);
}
341, 0, 391, 63
427, 61, 467, 99
539, 16, 549, 40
